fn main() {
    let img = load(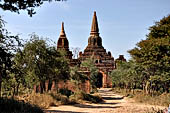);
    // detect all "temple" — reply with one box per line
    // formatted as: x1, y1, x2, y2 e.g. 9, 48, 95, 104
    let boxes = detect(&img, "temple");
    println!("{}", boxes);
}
56, 11, 126, 91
